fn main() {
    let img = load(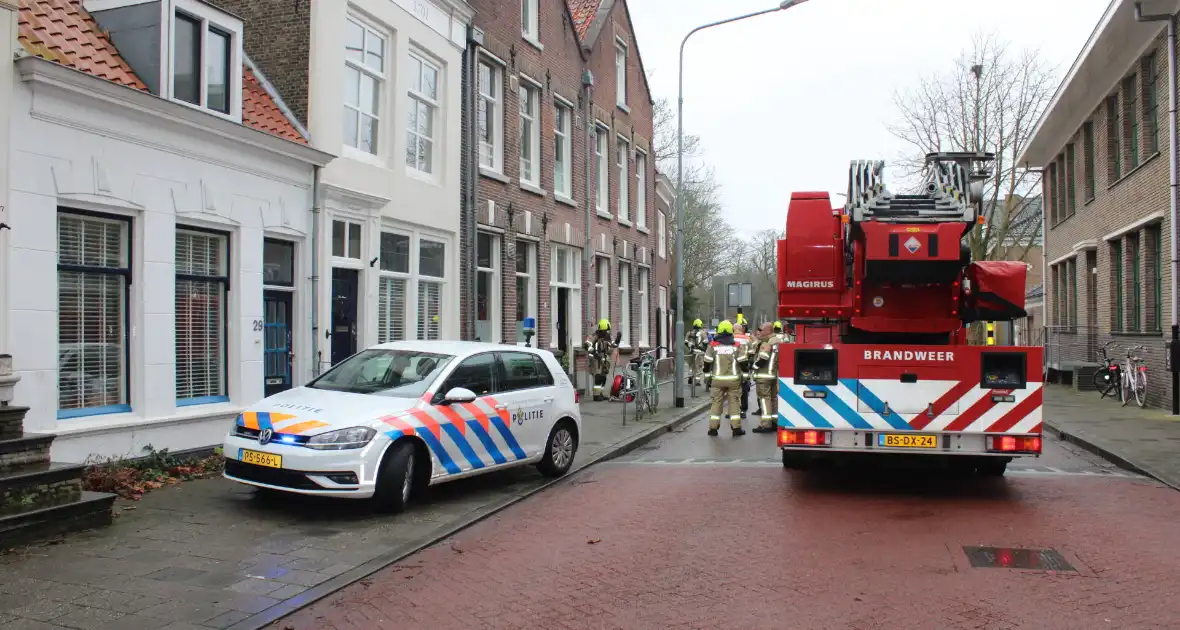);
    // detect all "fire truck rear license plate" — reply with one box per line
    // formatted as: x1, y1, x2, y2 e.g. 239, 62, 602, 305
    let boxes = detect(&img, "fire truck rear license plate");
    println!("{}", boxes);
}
879, 434, 937, 448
